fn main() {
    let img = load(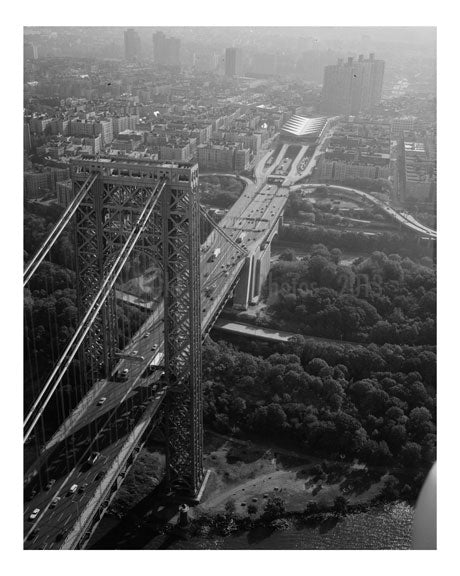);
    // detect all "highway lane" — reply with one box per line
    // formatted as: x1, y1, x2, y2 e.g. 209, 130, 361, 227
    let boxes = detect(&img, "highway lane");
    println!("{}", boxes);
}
24, 375, 168, 549
265, 143, 288, 178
